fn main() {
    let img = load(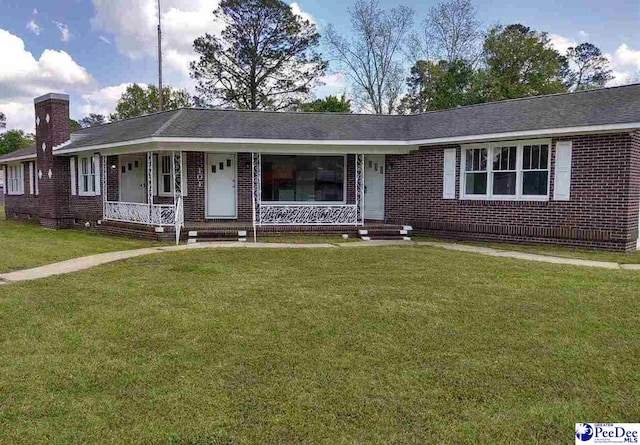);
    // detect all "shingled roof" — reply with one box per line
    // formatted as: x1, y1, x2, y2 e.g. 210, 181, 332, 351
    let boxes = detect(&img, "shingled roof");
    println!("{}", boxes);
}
0, 145, 36, 162
5, 84, 640, 161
